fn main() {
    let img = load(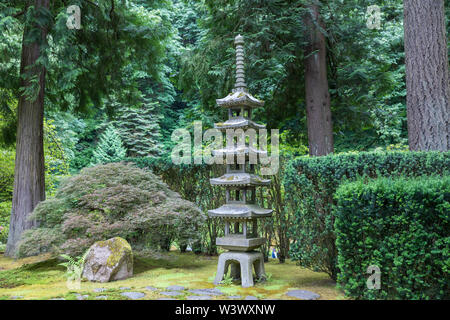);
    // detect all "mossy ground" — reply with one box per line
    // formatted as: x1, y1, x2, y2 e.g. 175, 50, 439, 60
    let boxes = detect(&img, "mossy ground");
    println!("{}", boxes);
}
0, 252, 346, 300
